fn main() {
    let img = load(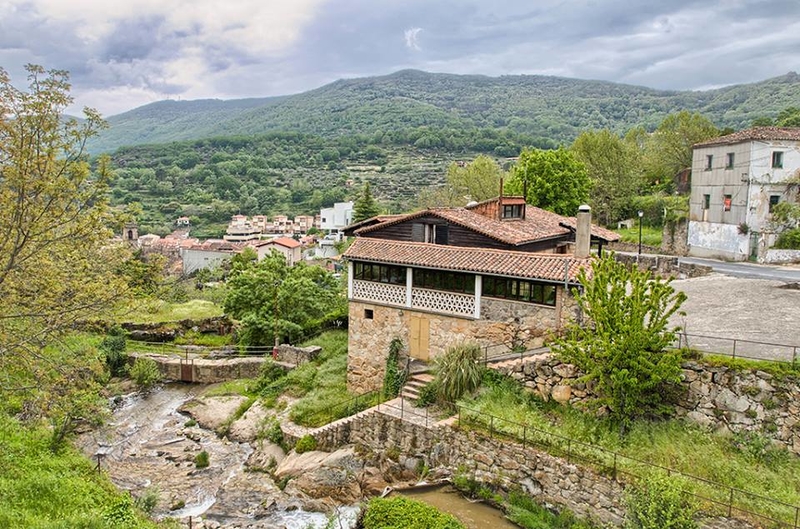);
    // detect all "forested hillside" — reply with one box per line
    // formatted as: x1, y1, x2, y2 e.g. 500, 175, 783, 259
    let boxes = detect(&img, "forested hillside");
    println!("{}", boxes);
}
89, 69, 800, 154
